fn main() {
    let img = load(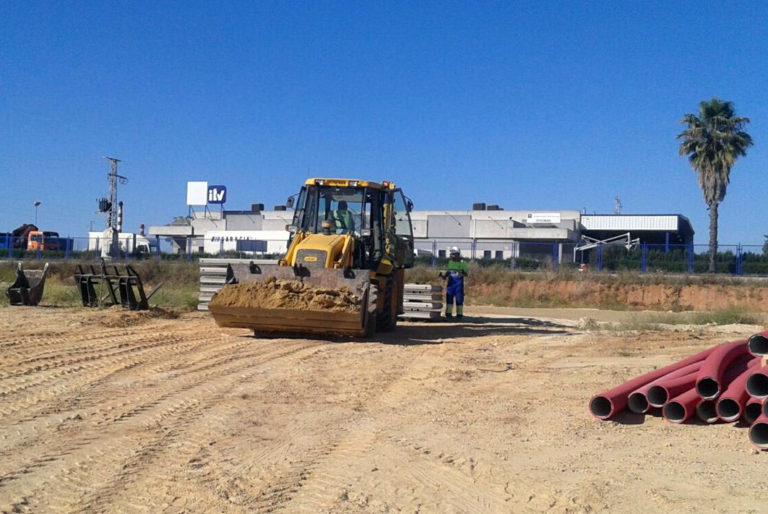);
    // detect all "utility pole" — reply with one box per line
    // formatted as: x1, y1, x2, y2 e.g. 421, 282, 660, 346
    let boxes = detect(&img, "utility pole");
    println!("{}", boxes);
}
101, 157, 127, 259
614, 195, 623, 215
105, 157, 127, 230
